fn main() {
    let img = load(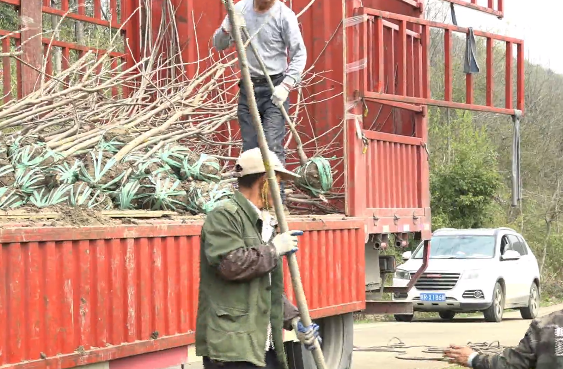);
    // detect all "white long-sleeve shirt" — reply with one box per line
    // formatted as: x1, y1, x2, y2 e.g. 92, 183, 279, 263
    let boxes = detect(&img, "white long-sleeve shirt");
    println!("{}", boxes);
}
213, 0, 307, 86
